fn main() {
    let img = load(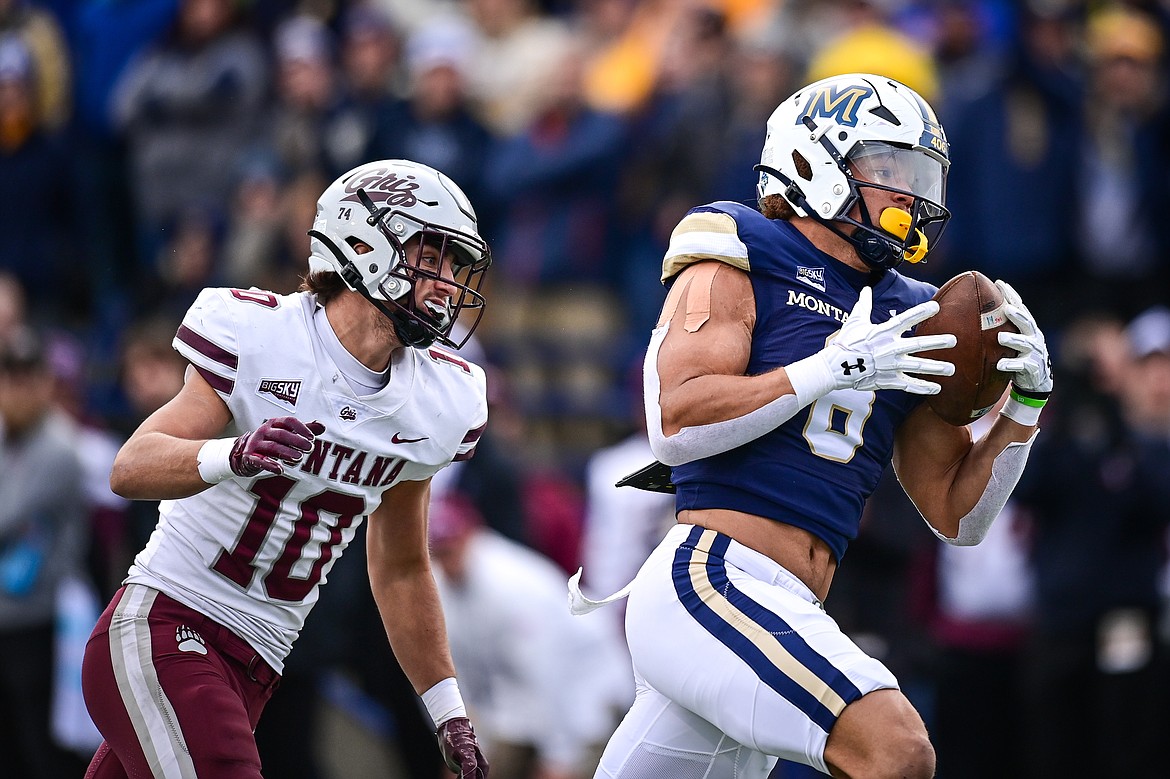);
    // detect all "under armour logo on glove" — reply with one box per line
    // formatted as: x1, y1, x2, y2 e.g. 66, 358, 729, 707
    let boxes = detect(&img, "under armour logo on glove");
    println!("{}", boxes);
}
437, 717, 489, 778
840, 358, 868, 376
814, 287, 955, 395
